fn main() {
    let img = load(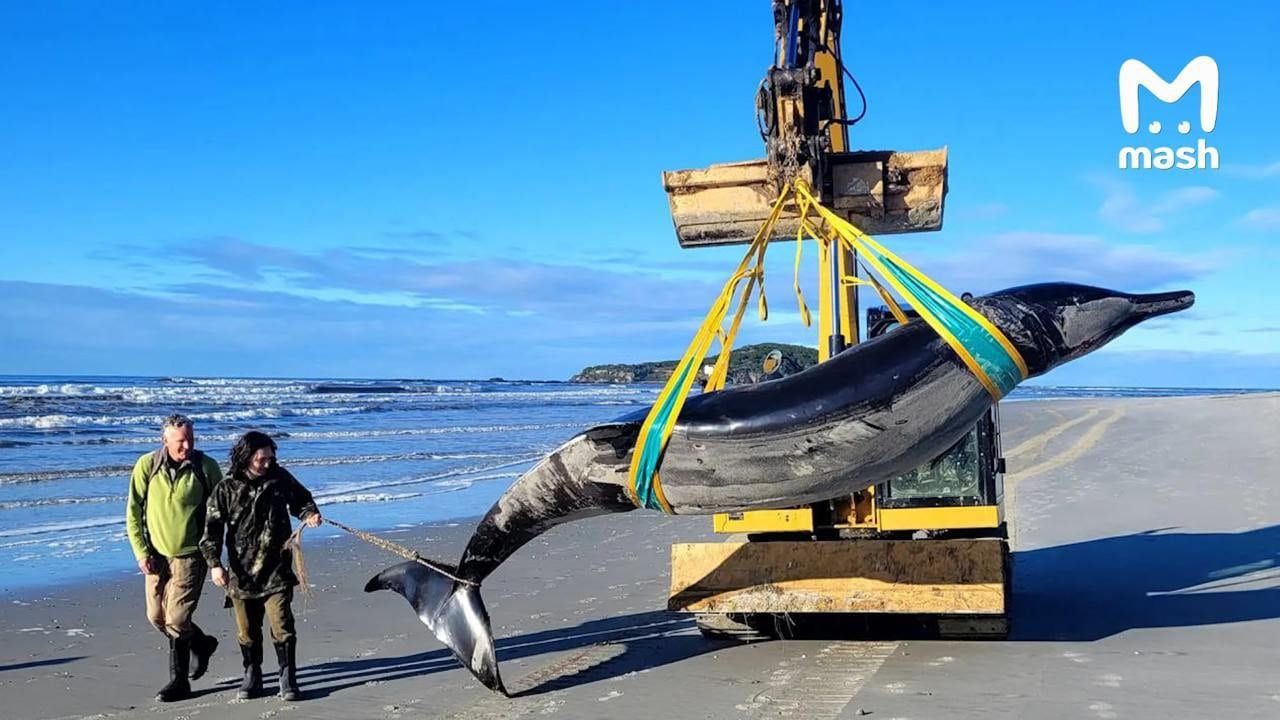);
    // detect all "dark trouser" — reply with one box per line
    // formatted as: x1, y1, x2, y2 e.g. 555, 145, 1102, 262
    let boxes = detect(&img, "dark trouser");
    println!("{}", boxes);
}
230, 590, 295, 647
